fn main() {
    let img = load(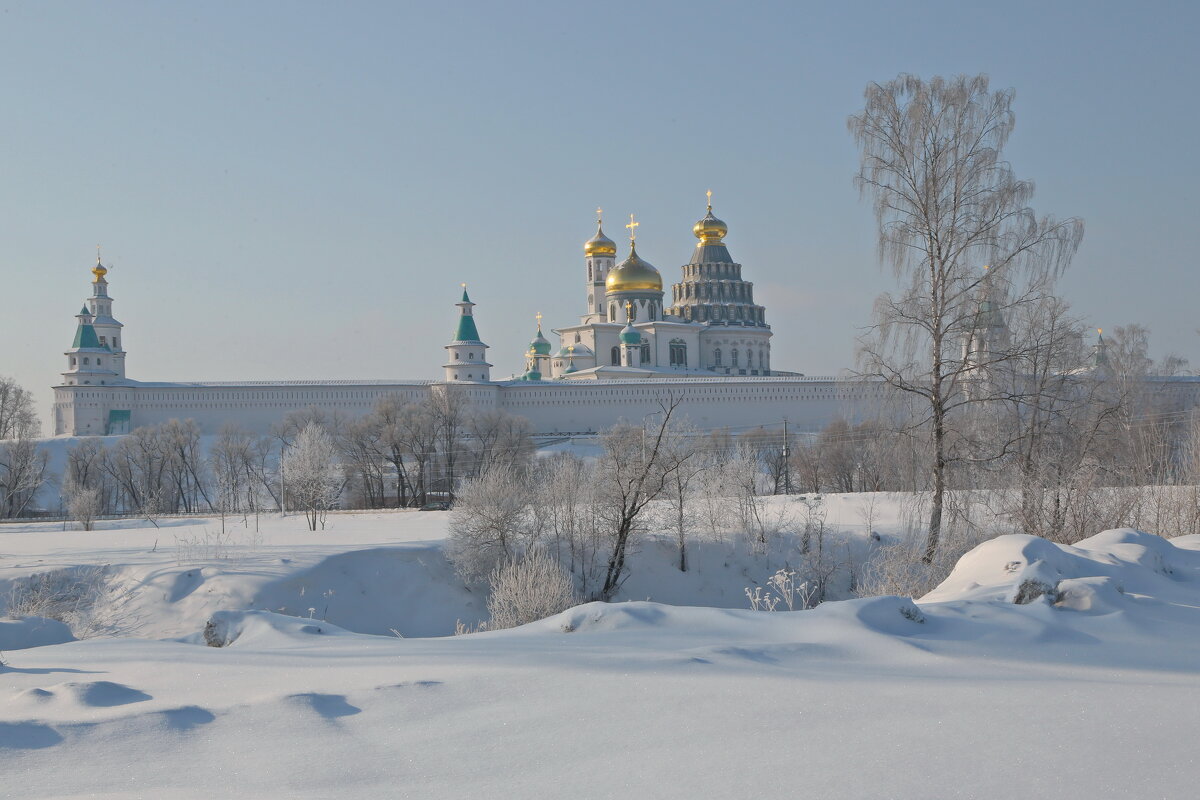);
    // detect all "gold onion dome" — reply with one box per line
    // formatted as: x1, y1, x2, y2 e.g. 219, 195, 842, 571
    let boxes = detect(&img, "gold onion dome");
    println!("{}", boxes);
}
693, 205, 728, 243
92, 255, 108, 282
605, 241, 663, 293
584, 216, 617, 257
